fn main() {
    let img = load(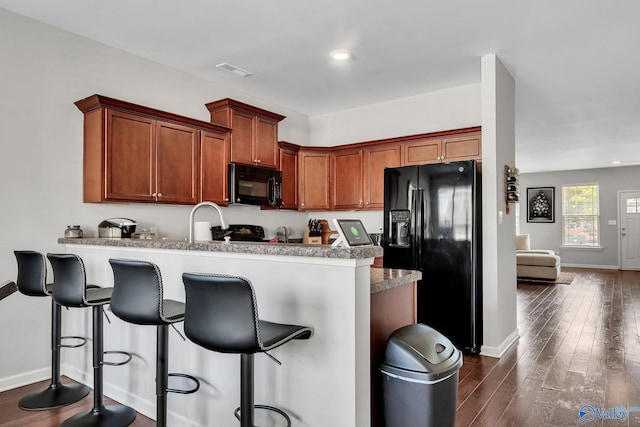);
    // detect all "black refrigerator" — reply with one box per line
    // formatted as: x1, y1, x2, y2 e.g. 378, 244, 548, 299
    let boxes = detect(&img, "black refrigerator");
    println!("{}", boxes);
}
383, 160, 482, 354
